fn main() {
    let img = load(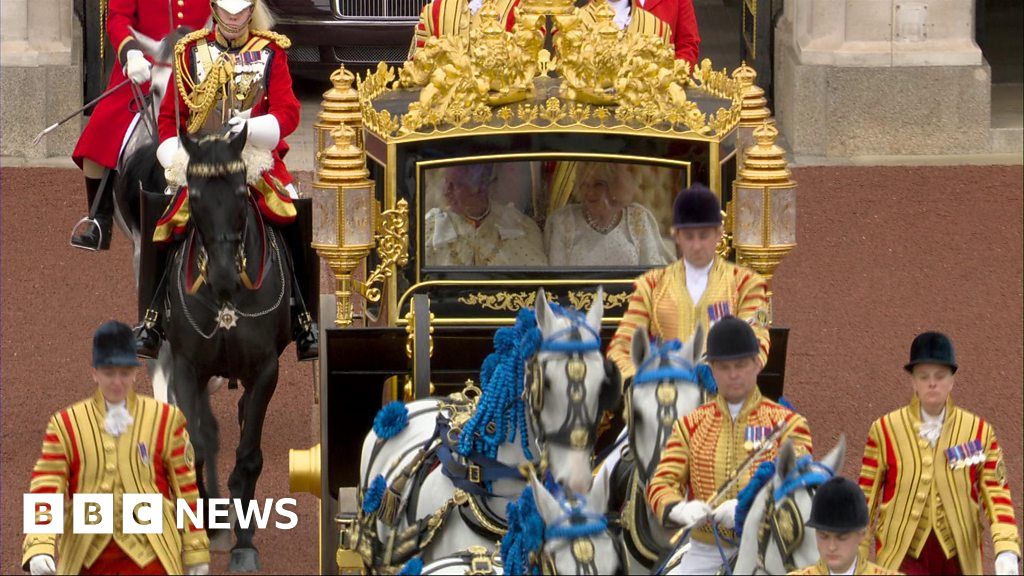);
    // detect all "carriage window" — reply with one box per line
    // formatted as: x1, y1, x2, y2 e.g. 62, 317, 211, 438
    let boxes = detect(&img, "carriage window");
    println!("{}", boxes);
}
420, 160, 684, 269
